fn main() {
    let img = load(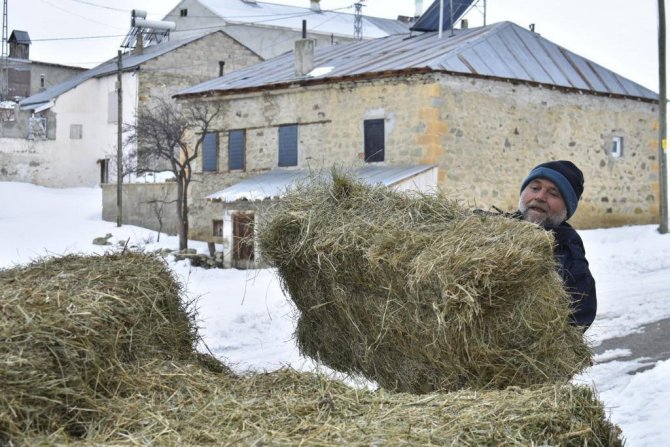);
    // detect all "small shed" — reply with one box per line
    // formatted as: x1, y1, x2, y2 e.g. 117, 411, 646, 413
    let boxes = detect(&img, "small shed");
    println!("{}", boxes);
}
206, 164, 438, 269
9, 30, 31, 60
